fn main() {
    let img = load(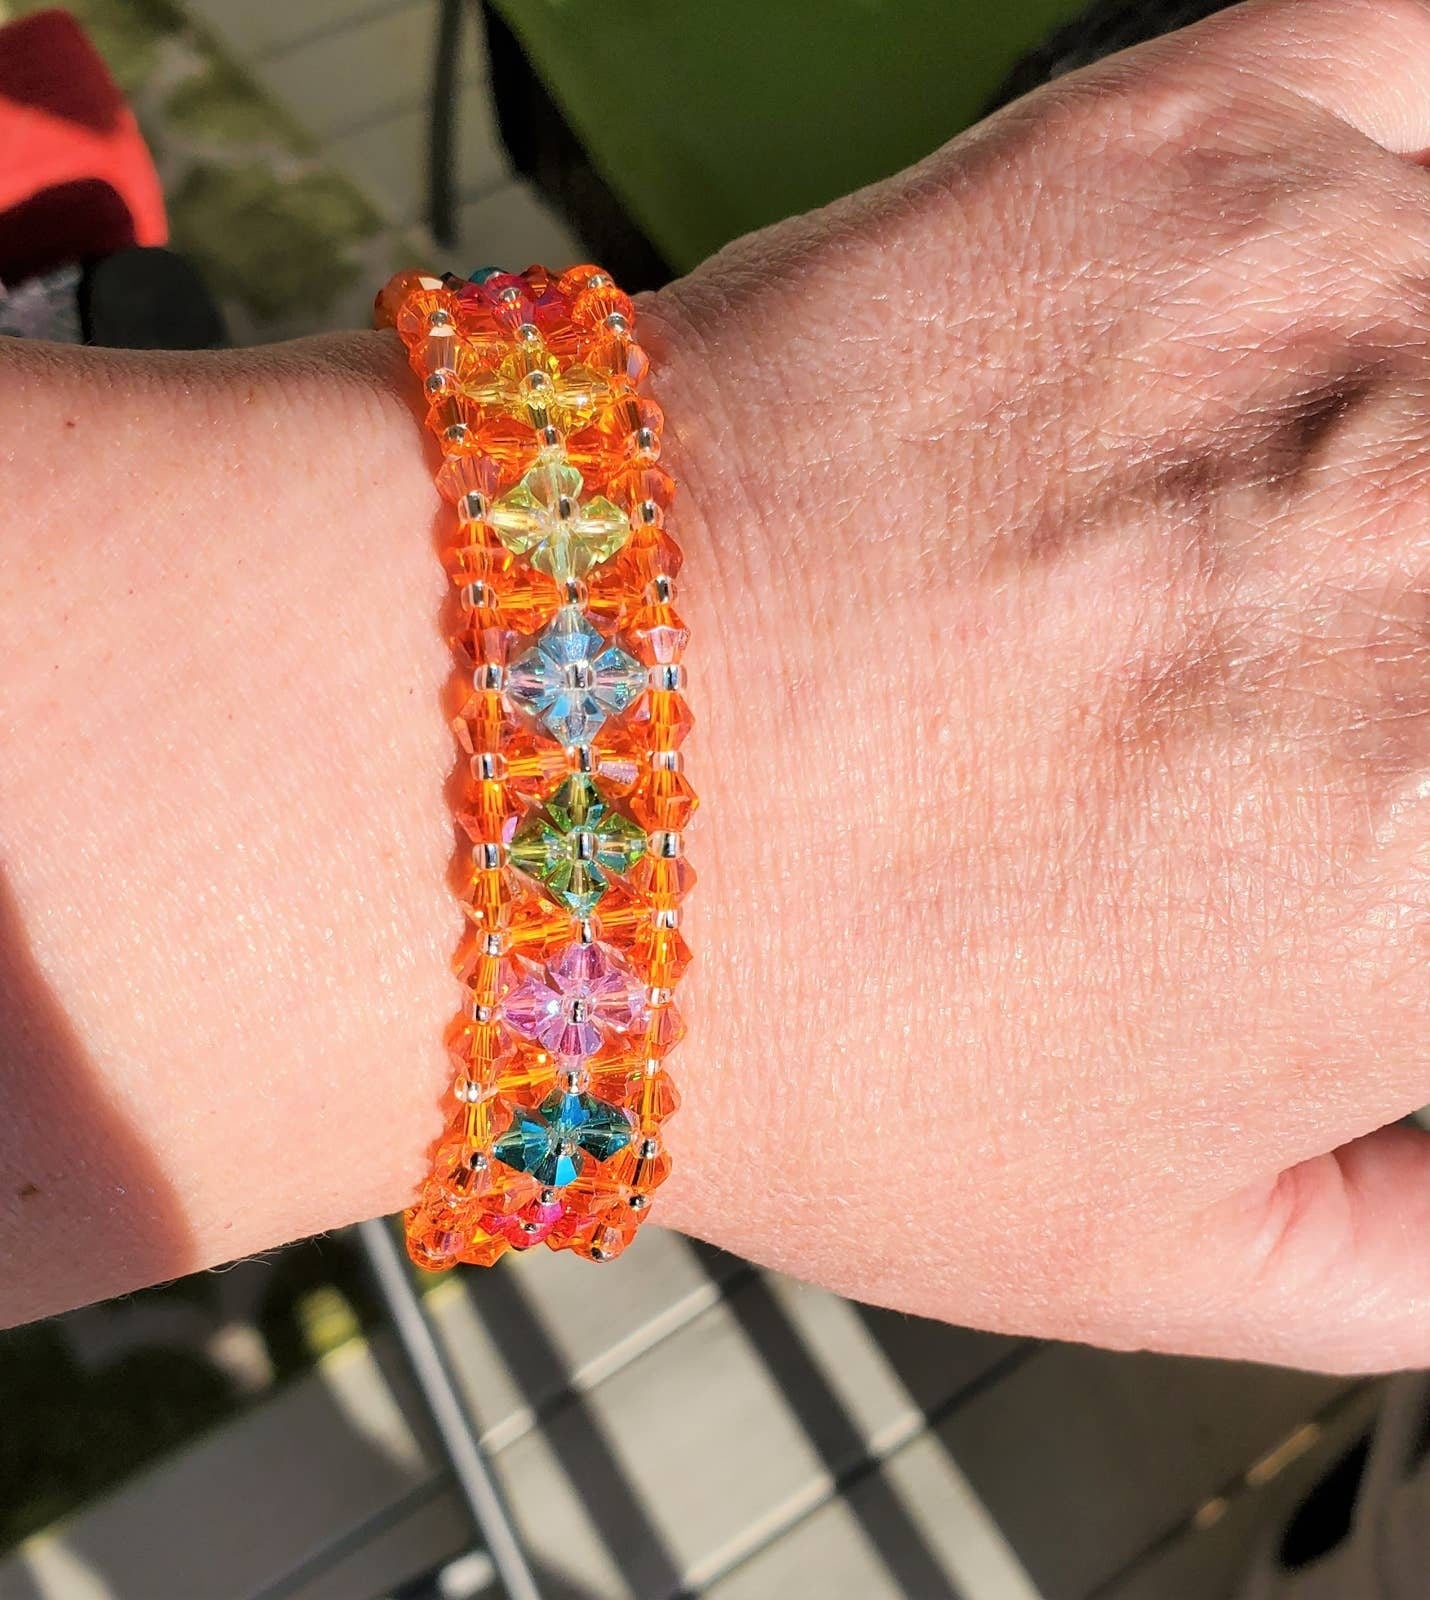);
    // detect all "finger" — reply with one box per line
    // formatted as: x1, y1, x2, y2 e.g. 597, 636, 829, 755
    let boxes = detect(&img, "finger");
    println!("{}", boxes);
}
1178, 1123, 1430, 1372
1141, 0, 1430, 156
